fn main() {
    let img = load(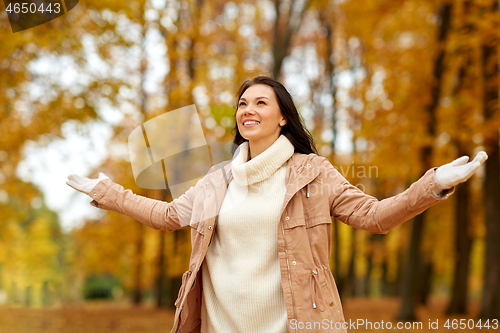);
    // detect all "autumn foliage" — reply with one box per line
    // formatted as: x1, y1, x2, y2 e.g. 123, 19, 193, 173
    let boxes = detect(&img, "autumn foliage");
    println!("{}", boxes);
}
0, 0, 499, 329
